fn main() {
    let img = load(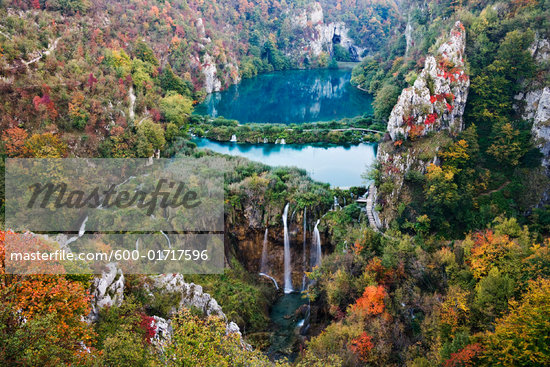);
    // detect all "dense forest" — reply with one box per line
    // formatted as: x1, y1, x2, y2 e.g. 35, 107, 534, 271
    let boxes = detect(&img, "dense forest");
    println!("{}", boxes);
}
1, 0, 550, 366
